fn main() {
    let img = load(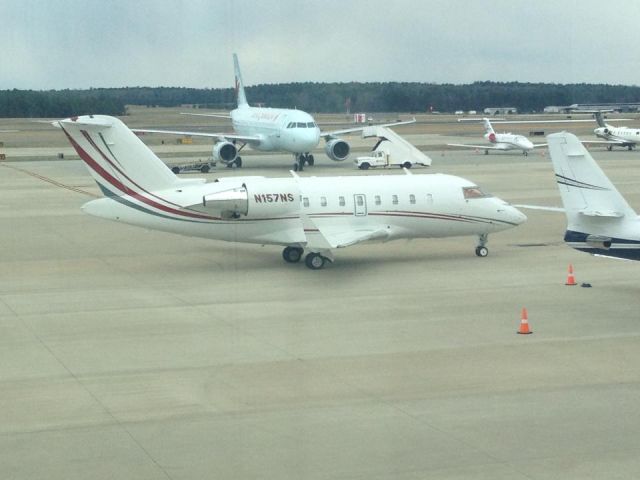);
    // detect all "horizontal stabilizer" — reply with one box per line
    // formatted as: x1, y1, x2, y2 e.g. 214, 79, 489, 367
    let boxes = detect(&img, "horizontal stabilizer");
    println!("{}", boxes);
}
579, 209, 624, 218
